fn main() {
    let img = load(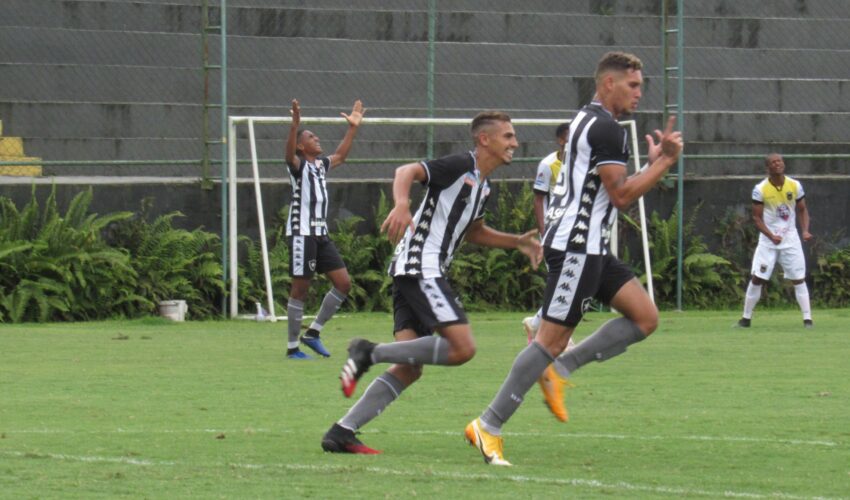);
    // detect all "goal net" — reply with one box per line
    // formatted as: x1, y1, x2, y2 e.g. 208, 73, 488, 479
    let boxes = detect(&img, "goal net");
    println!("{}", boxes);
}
225, 116, 653, 320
